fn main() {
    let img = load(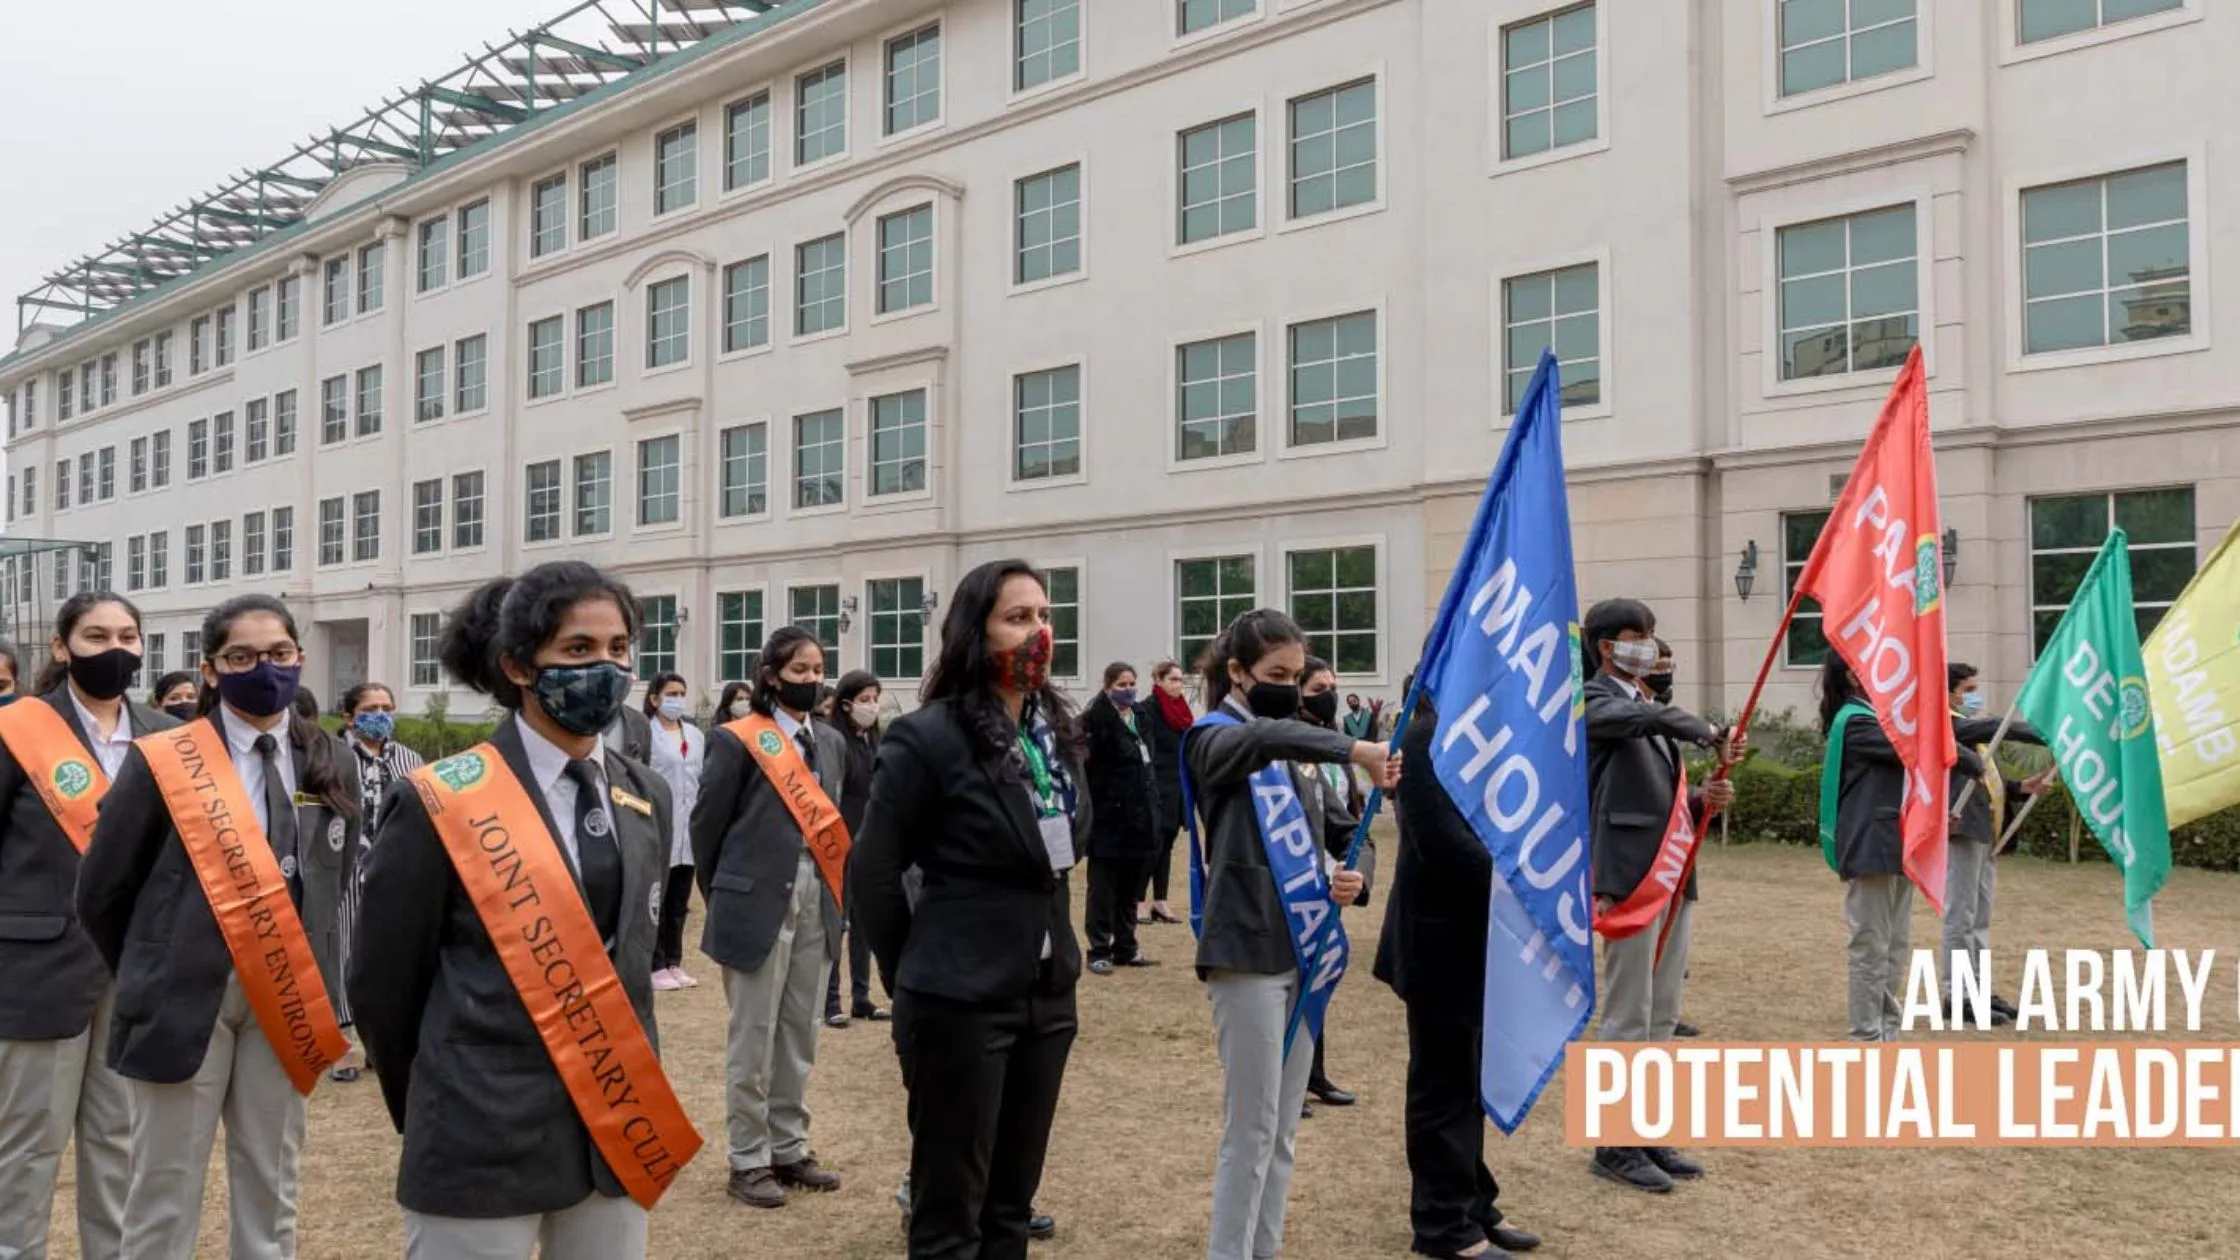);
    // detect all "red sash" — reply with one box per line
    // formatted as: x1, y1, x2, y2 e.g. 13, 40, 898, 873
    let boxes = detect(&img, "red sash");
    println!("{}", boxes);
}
0, 699, 110, 851
723, 714, 850, 909
1593, 768, 1699, 940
